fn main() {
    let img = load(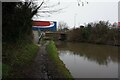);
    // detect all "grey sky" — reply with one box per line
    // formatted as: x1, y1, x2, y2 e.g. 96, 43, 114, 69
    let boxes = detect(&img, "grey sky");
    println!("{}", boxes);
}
32, 0, 119, 28
118, 1, 120, 22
